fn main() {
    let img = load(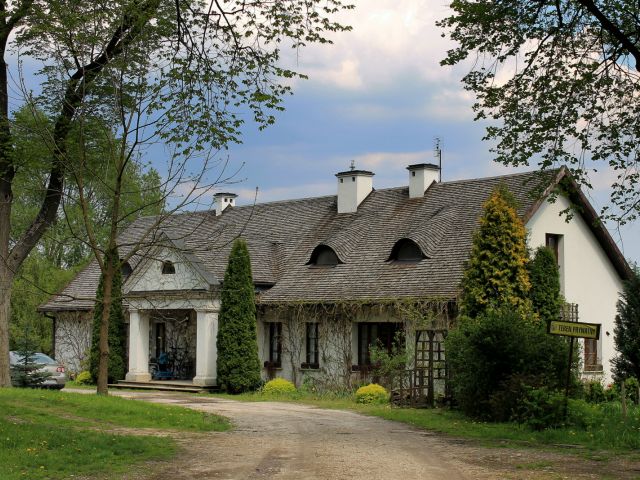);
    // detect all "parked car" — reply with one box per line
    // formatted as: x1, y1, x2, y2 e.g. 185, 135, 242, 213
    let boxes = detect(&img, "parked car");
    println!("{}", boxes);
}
9, 351, 68, 389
